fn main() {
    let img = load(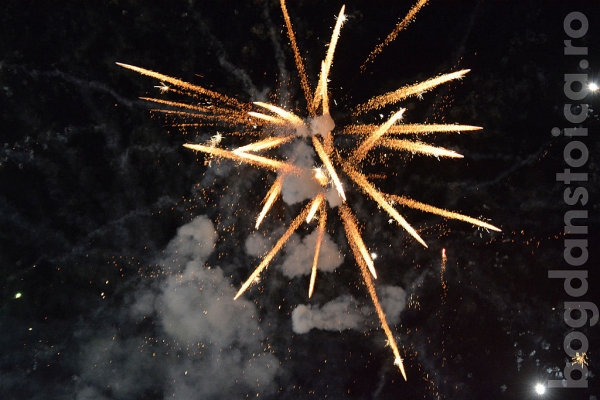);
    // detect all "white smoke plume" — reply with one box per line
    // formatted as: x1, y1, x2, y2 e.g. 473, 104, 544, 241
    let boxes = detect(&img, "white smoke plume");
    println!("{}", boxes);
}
74, 216, 280, 399
291, 285, 407, 334
279, 230, 343, 278
292, 295, 364, 334
280, 141, 322, 205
